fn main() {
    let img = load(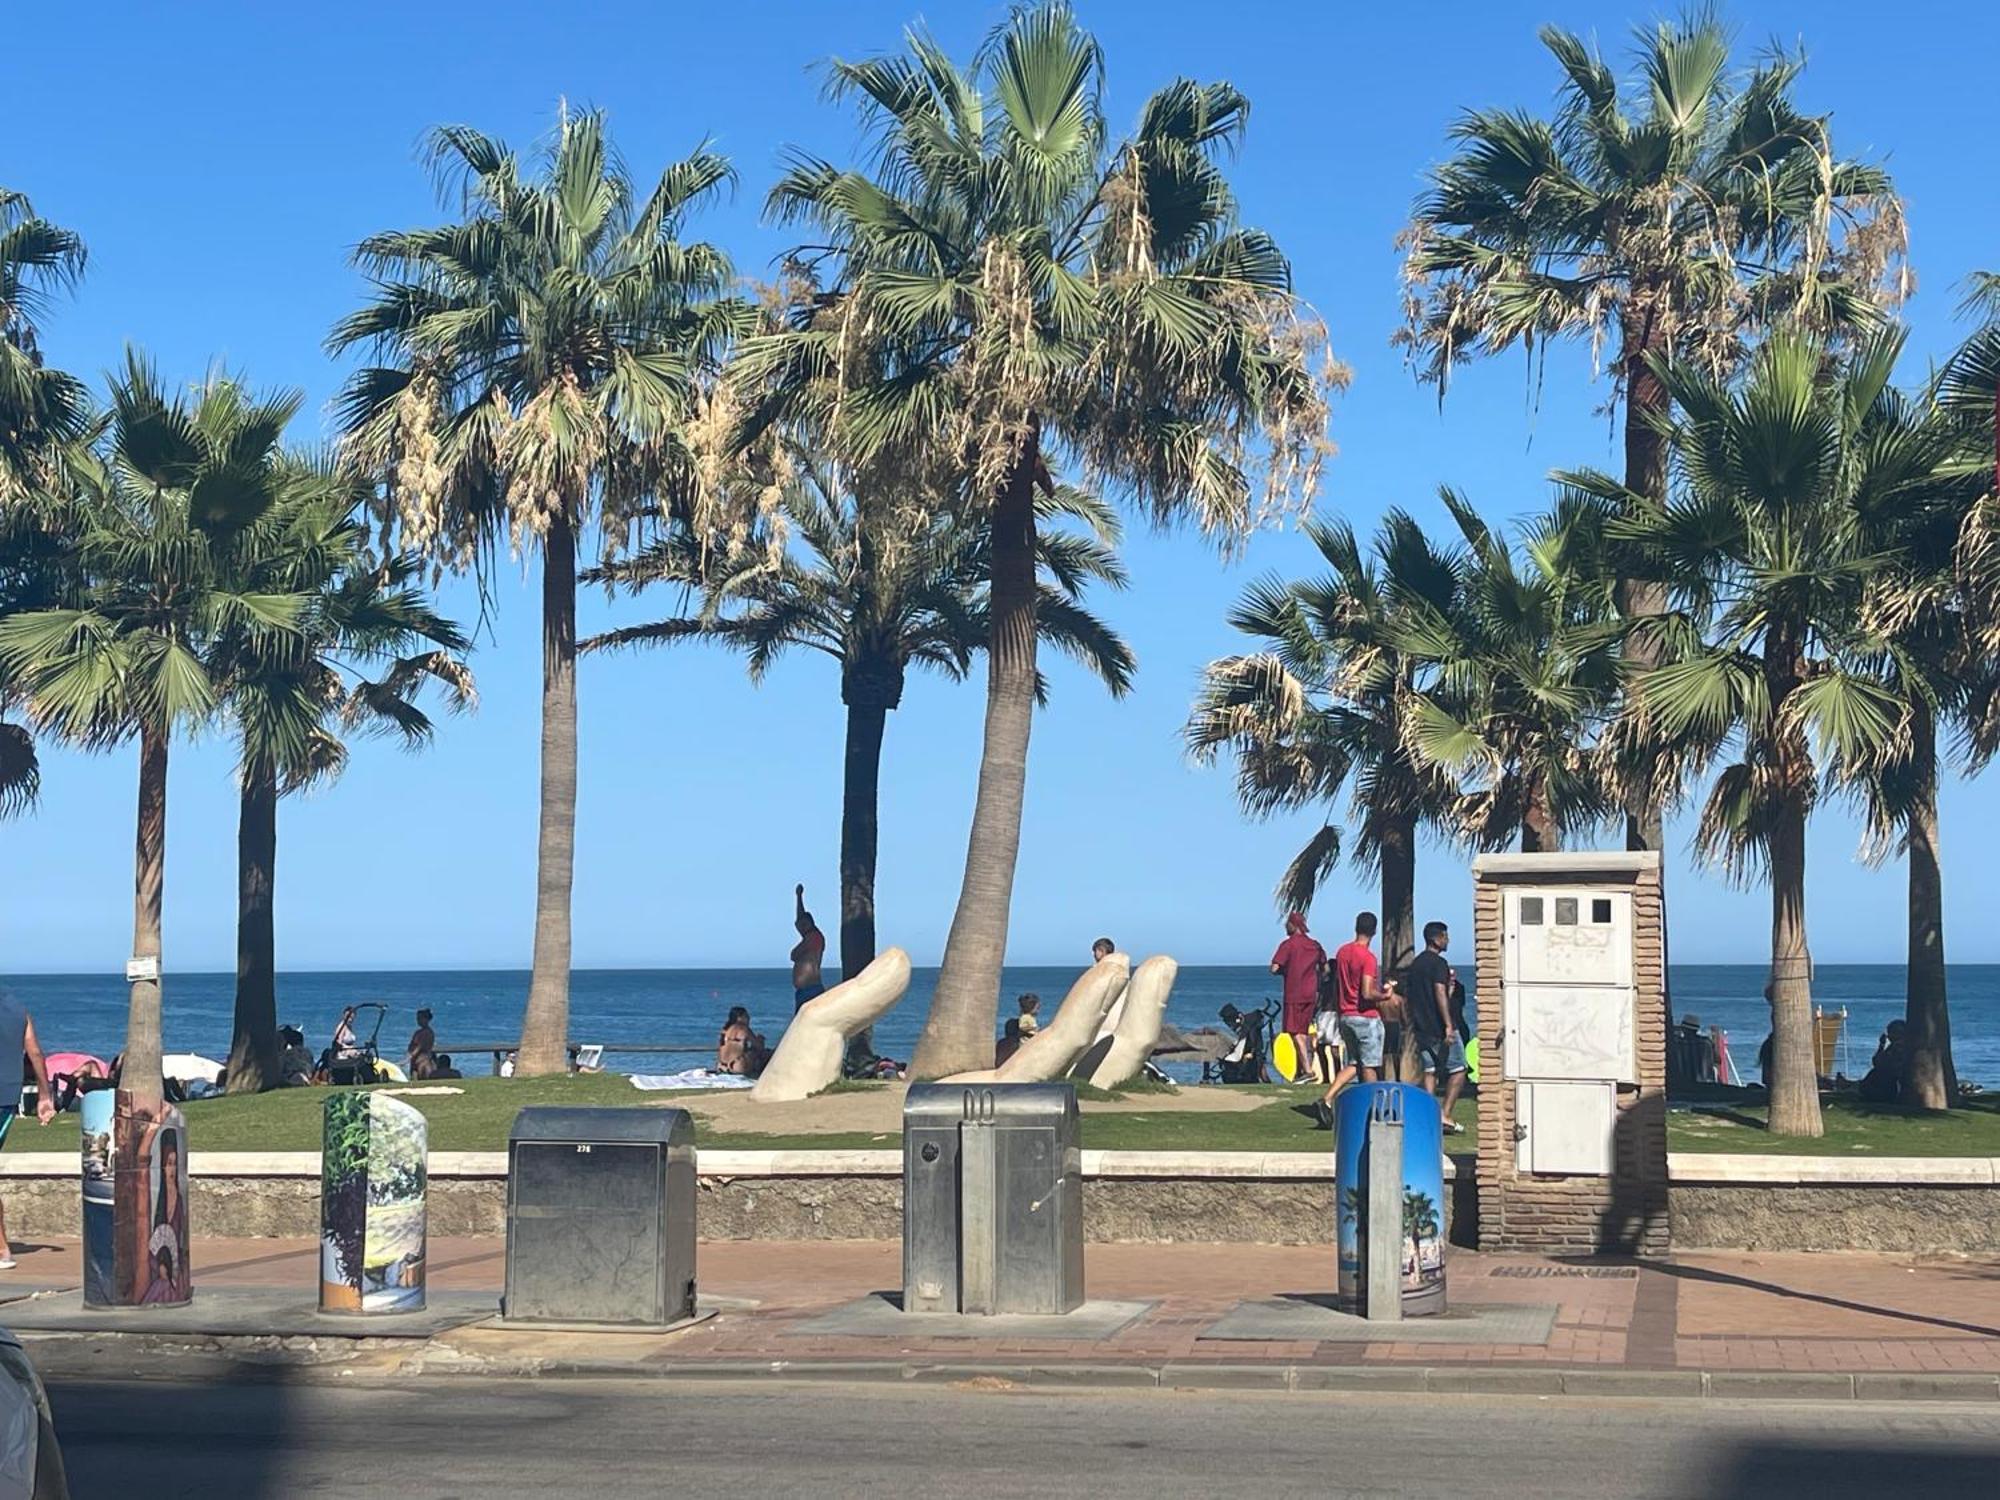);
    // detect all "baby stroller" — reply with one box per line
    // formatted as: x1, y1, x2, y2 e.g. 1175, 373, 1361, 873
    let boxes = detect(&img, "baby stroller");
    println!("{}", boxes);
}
1203, 1001, 1279, 1084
